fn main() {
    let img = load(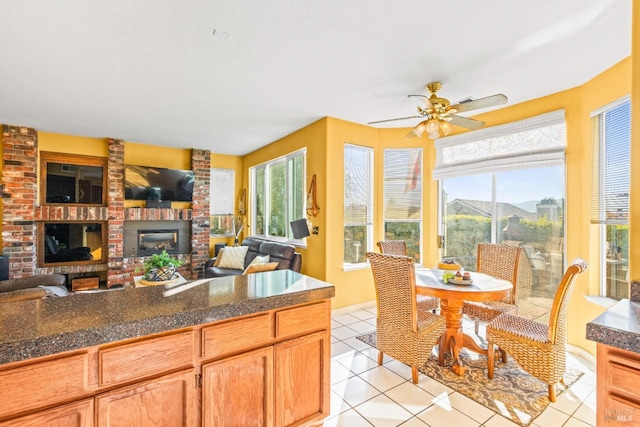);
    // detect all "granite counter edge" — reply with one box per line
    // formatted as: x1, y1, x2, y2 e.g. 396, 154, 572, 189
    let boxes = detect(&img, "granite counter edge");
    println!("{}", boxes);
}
0, 286, 335, 365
